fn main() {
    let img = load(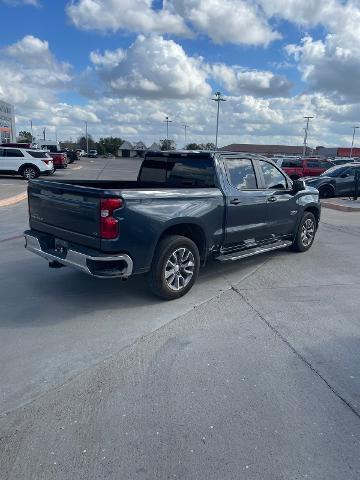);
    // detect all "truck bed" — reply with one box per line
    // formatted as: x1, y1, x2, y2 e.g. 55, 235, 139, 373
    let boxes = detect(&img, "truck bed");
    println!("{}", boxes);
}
28, 178, 224, 252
